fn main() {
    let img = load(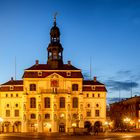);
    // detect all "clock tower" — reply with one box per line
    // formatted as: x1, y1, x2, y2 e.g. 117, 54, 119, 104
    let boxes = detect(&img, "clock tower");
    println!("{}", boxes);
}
47, 15, 63, 69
